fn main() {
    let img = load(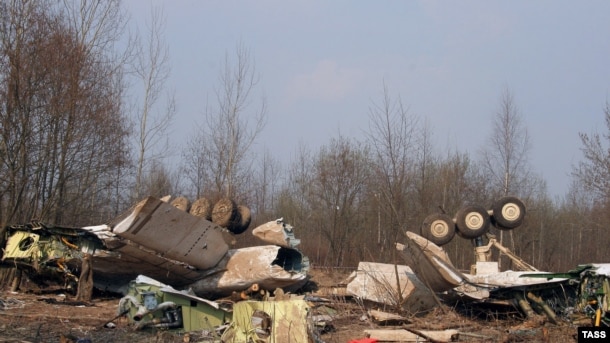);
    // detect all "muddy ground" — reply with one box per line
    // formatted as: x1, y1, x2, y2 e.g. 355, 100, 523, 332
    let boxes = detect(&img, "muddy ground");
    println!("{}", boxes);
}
0, 268, 580, 343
